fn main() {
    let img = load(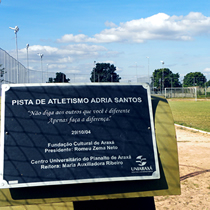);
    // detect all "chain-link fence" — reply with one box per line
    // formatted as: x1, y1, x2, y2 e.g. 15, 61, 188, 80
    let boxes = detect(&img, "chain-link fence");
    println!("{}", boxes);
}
0, 48, 28, 84
0, 48, 57, 84
0, 47, 168, 97
0, 48, 152, 85
1, 48, 210, 98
